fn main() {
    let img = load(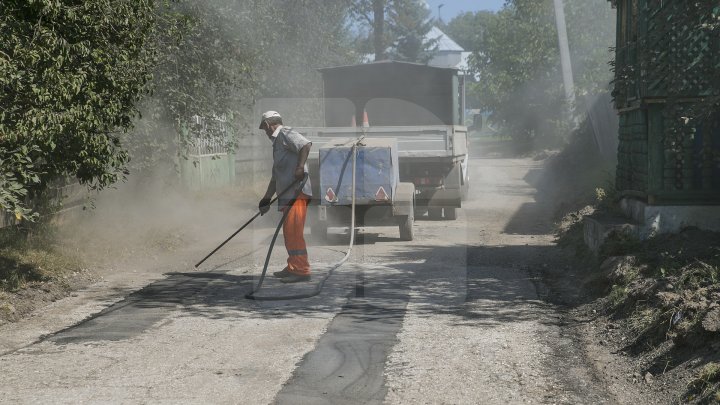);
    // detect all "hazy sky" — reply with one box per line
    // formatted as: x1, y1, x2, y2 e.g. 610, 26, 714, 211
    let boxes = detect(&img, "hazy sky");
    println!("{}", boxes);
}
426, 0, 505, 21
